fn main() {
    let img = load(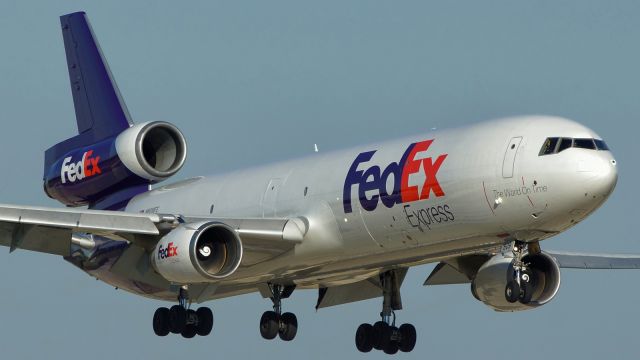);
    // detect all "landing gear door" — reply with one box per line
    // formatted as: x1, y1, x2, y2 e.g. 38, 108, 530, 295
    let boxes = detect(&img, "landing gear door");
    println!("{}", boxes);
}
502, 137, 522, 178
